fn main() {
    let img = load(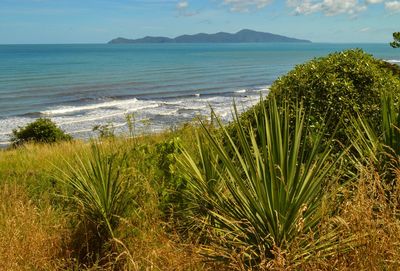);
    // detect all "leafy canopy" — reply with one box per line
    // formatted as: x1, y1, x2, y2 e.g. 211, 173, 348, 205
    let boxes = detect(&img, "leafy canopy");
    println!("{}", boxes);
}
390, 32, 400, 48
11, 118, 72, 146
237, 49, 400, 150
